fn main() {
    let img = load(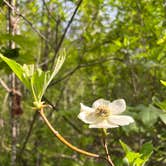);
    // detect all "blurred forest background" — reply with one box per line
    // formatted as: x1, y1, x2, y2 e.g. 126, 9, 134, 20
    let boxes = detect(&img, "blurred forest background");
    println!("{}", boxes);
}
0, 0, 166, 165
